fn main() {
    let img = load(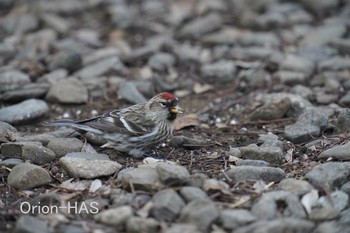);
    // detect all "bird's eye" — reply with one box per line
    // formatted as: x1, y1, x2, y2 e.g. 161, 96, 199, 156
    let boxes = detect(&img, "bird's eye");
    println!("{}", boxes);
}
160, 102, 167, 107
